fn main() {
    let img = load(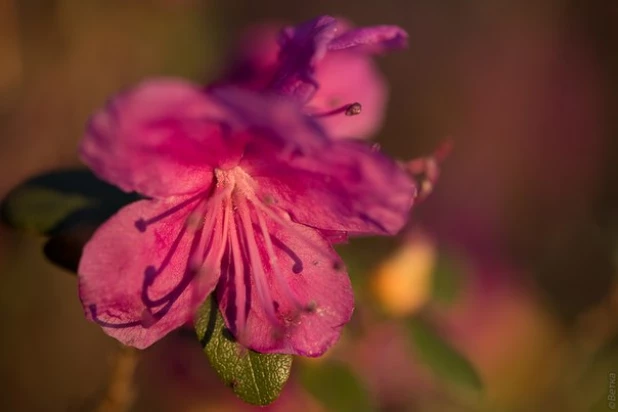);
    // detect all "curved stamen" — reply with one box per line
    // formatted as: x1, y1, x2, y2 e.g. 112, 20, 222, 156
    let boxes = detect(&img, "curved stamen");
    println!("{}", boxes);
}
253, 201, 305, 312
310, 102, 362, 118
135, 191, 206, 232
236, 196, 280, 327
189, 197, 233, 309
141, 226, 203, 310
88, 304, 143, 329
227, 203, 249, 341
203, 196, 232, 267
141, 186, 232, 309
247, 193, 343, 270
141, 224, 189, 308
